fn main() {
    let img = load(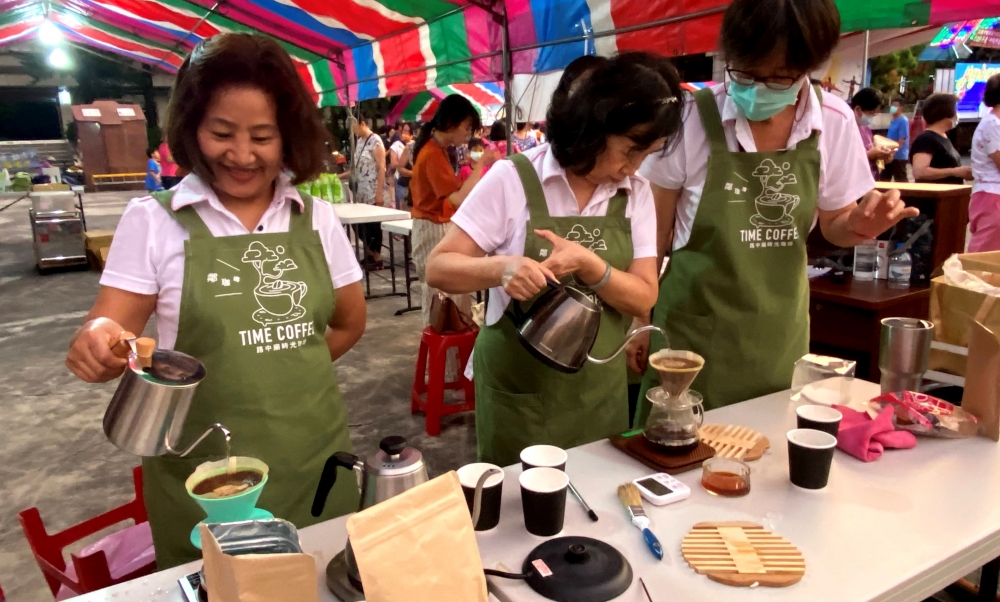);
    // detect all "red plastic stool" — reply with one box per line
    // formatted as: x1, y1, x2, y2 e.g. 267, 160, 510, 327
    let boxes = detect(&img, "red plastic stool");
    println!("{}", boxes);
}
411, 327, 477, 436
